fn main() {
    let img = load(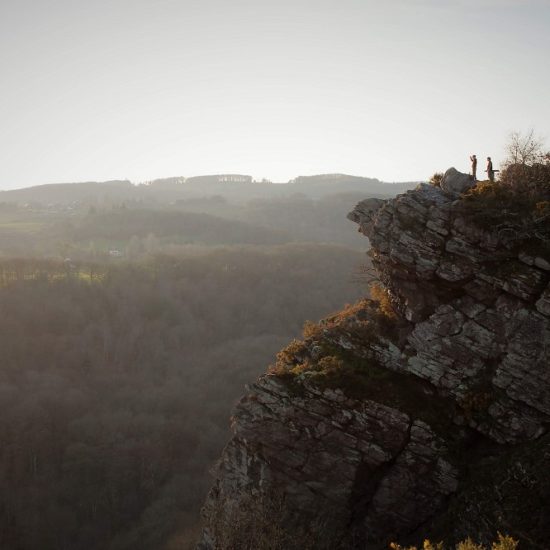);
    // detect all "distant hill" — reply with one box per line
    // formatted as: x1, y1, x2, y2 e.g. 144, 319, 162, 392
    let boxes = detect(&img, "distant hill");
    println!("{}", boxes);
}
0, 180, 134, 205
0, 174, 418, 206
287, 173, 415, 197
145, 177, 185, 187
288, 173, 378, 184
